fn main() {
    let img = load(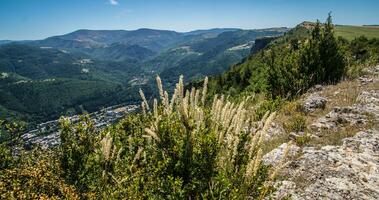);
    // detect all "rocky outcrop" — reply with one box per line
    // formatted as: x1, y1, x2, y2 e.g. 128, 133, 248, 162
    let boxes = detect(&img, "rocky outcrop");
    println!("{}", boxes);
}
250, 36, 279, 54
302, 94, 327, 113
358, 76, 374, 85
273, 129, 379, 199
265, 122, 286, 141
307, 84, 323, 93
364, 65, 379, 75
310, 90, 378, 134
266, 67, 379, 199
262, 143, 300, 166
